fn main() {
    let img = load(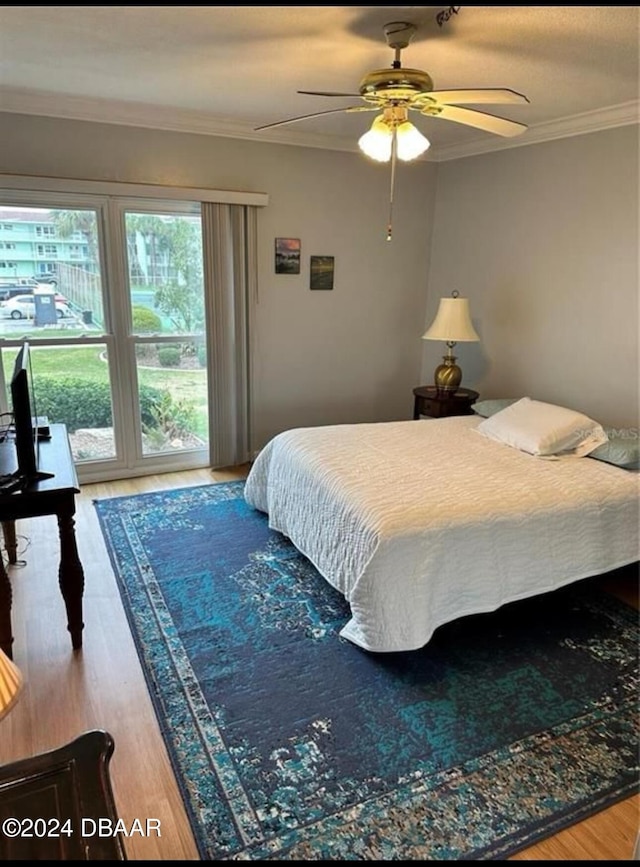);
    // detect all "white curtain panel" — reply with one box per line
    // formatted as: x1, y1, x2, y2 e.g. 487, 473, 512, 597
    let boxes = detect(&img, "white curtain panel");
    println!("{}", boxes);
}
201, 202, 258, 468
